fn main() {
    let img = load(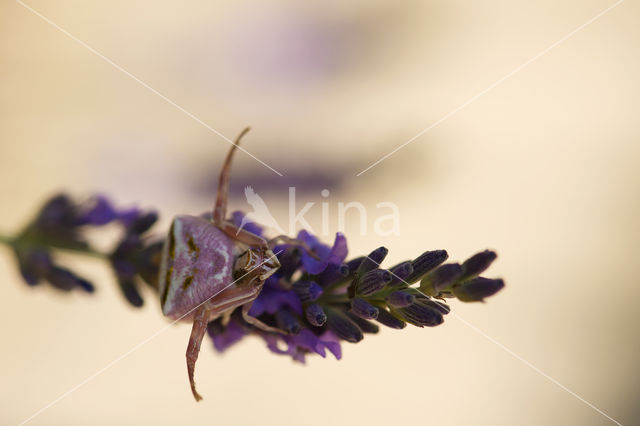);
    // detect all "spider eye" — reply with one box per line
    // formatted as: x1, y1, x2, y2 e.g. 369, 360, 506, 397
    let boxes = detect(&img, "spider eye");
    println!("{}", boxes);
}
234, 251, 251, 272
